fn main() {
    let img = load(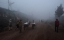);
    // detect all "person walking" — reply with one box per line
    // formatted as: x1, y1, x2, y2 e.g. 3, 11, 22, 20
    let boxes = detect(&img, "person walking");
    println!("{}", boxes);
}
55, 19, 59, 32
24, 22, 28, 30
9, 19, 12, 31
32, 20, 36, 29
19, 20, 22, 33
16, 20, 19, 29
